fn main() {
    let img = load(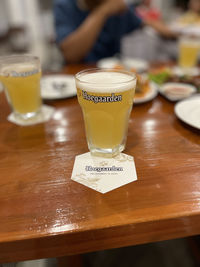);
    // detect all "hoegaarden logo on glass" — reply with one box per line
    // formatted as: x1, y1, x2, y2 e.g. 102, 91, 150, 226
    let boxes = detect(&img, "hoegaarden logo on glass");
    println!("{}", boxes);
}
82, 91, 122, 104
11, 69, 38, 77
